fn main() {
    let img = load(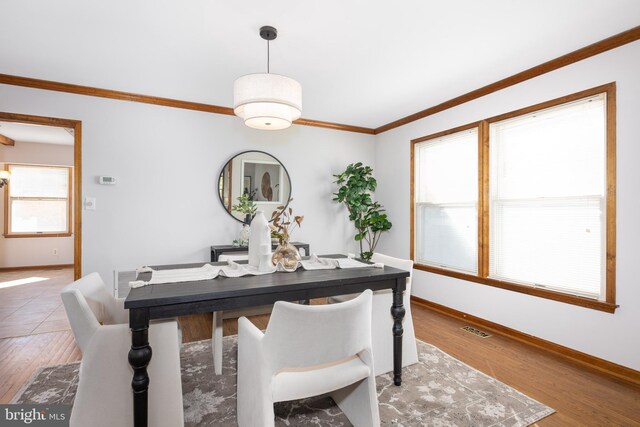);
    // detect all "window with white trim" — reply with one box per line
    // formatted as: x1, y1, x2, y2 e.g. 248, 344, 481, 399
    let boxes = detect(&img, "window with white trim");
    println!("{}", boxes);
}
4, 164, 72, 237
414, 127, 478, 273
489, 94, 606, 299
411, 84, 616, 312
